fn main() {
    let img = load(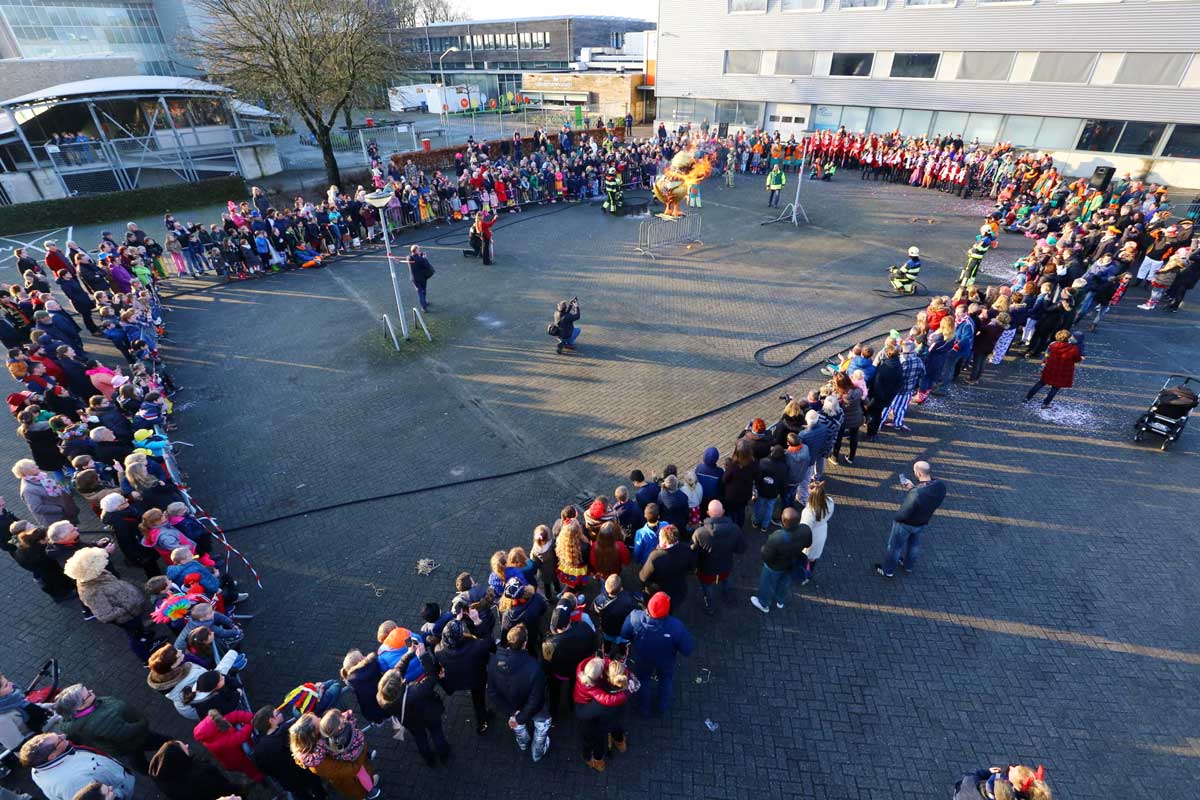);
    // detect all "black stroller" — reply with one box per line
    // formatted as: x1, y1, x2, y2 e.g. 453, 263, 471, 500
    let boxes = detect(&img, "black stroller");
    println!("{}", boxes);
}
1134, 375, 1198, 451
